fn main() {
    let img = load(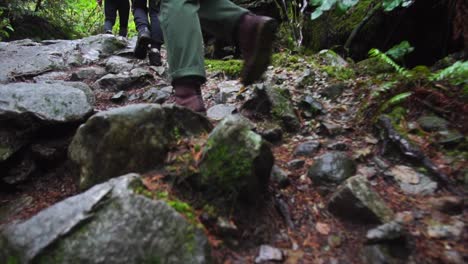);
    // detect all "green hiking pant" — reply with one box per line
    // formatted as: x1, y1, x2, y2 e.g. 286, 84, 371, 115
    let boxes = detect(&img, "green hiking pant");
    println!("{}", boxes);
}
159, 0, 248, 83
